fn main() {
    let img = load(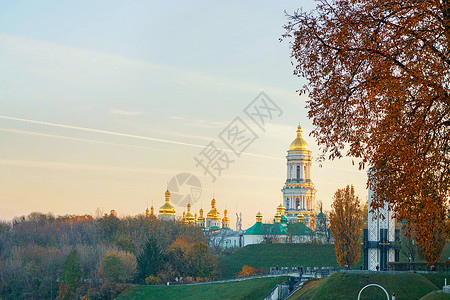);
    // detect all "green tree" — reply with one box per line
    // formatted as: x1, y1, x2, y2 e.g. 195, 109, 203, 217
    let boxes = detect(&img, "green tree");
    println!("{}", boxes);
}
329, 185, 362, 267
362, 198, 368, 229
189, 242, 217, 278
61, 250, 82, 294
116, 237, 138, 254
136, 237, 165, 282
99, 252, 127, 284
397, 221, 417, 262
